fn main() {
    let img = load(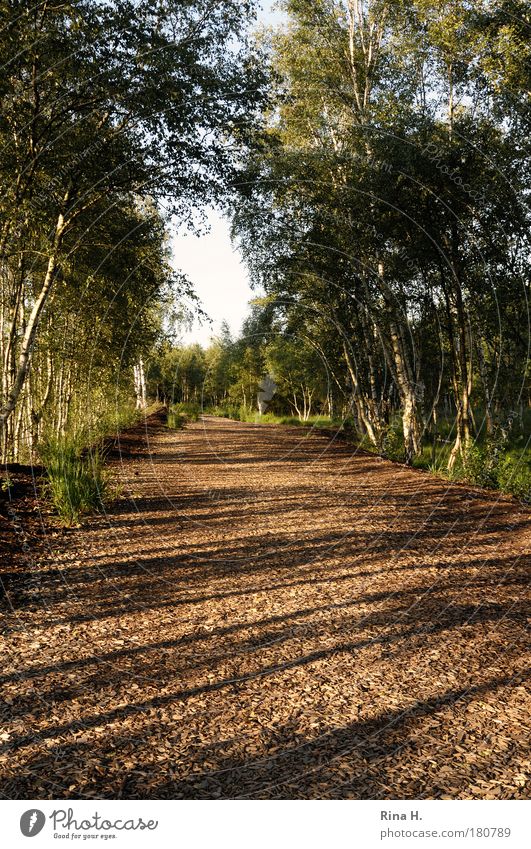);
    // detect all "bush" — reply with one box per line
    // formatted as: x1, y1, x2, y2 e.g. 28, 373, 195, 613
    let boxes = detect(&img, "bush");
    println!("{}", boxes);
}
172, 402, 200, 422
206, 405, 241, 420
94, 403, 140, 439
167, 411, 186, 429
461, 428, 508, 488
381, 426, 405, 462
461, 443, 496, 488
459, 428, 531, 501
497, 455, 531, 502
40, 438, 109, 525
167, 402, 201, 428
